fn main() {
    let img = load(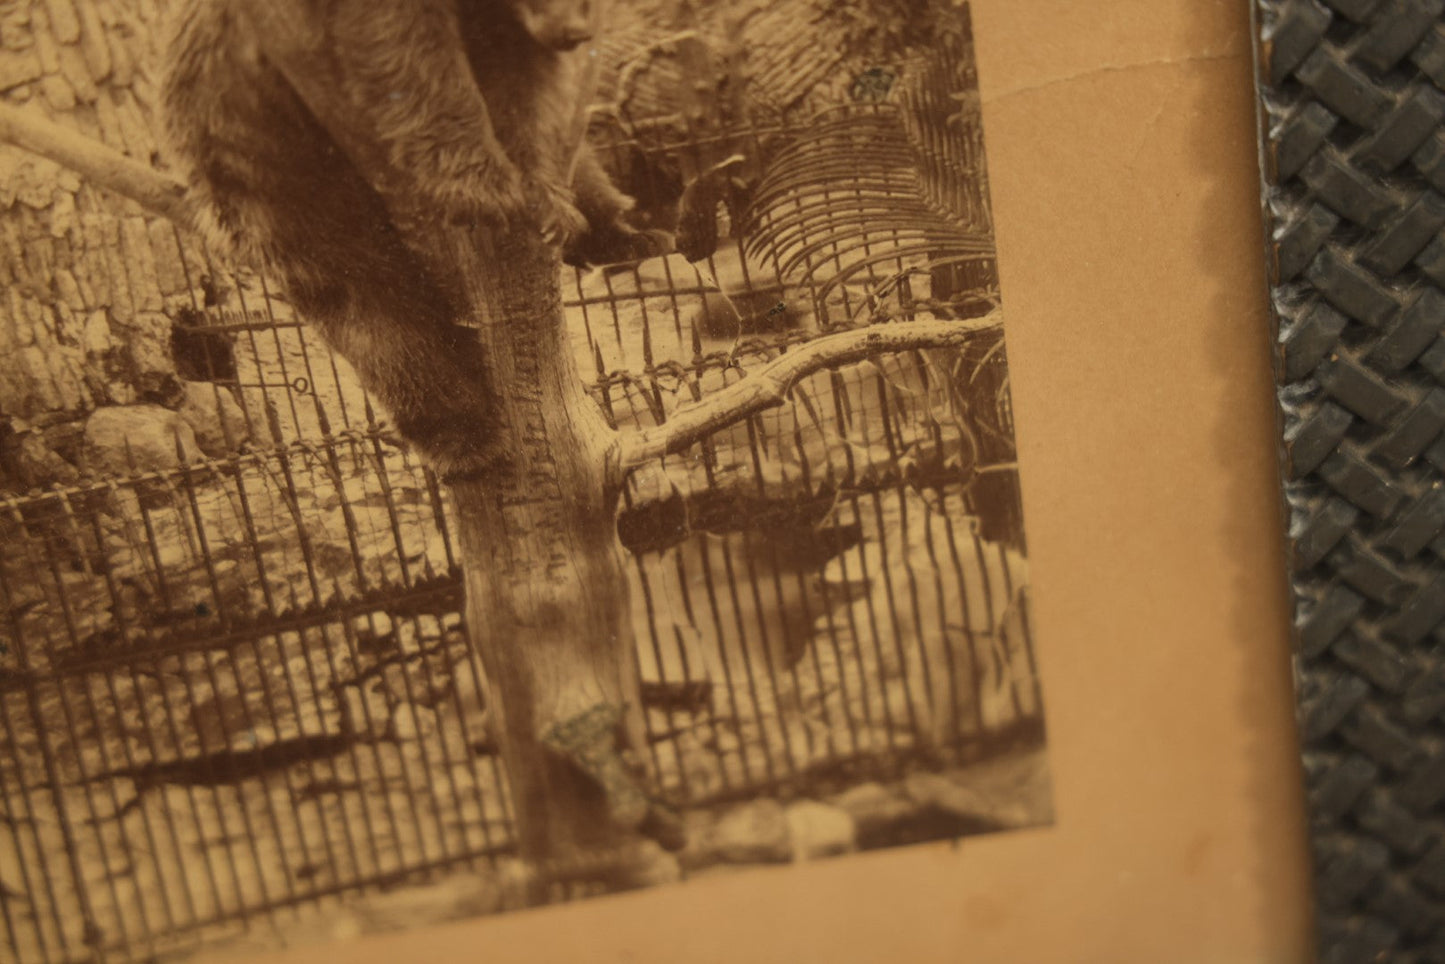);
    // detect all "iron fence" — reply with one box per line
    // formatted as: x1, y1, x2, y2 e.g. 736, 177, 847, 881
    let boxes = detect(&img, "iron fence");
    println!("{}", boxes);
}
0, 91, 1041, 962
